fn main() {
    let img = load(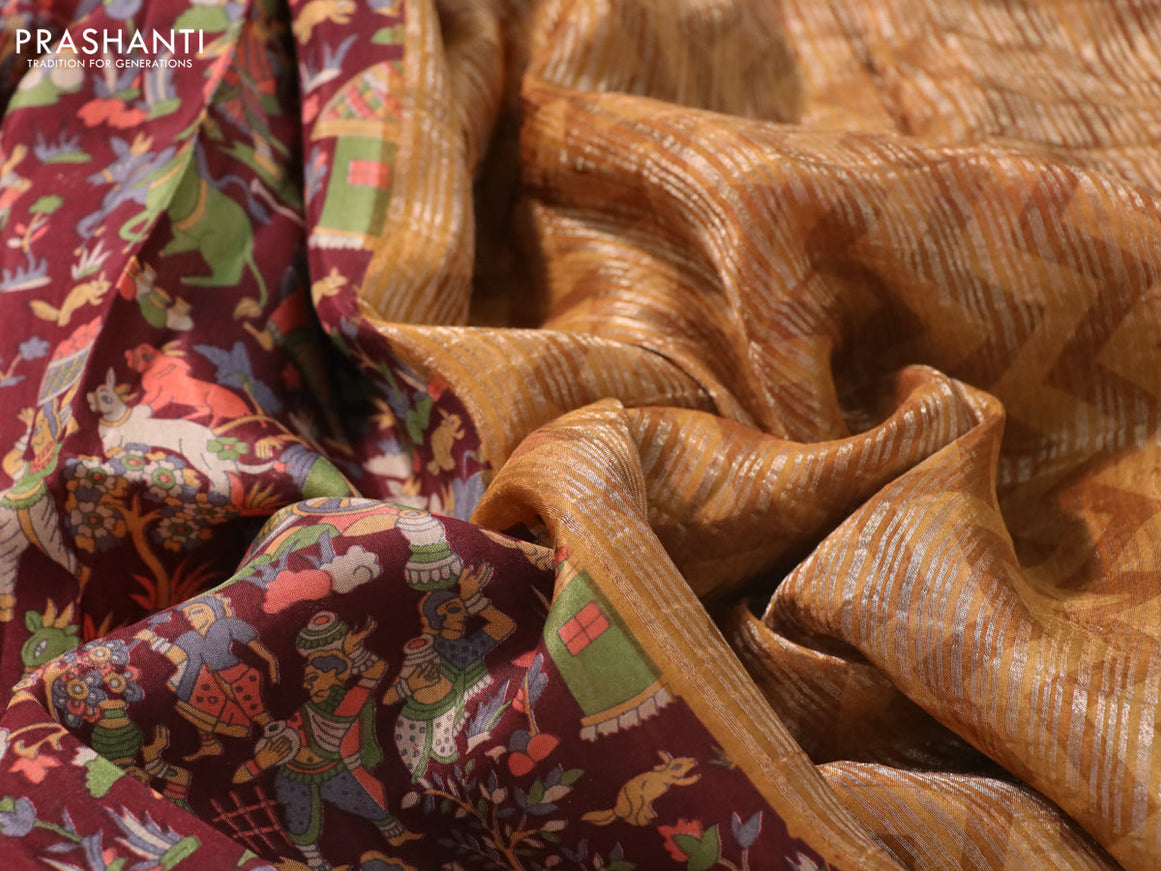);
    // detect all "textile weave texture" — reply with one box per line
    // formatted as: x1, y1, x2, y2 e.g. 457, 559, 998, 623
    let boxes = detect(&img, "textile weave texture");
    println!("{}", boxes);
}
0, 0, 1157, 868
